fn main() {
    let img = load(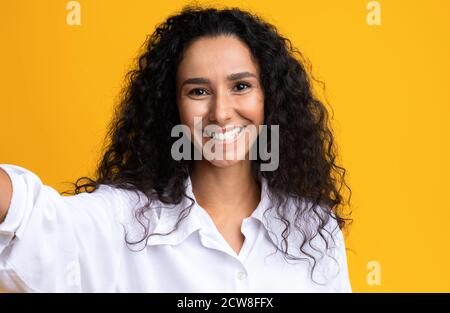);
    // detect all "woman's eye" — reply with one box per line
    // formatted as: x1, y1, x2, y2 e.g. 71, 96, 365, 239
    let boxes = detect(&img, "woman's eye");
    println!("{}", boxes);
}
233, 82, 251, 92
188, 88, 208, 96
188, 83, 251, 96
